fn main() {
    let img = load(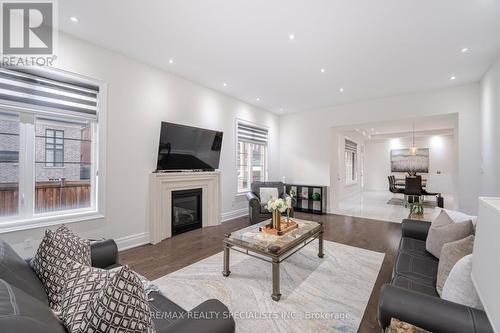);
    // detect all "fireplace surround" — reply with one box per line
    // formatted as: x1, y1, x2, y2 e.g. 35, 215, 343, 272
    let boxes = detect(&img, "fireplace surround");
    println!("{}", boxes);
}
149, 171, 221, 244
